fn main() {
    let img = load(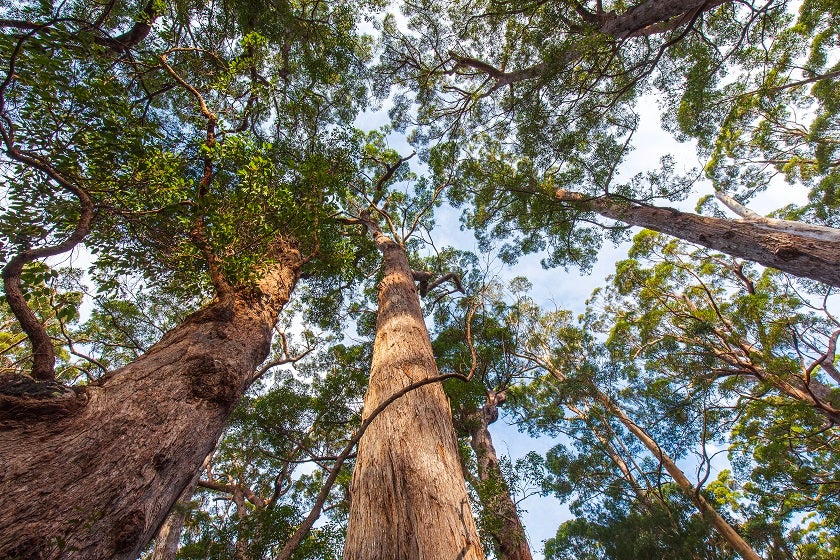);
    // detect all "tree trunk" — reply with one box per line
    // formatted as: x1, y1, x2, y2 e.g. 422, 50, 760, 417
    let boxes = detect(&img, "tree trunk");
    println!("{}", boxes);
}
463, 392, 532, 560
556, 190, 840, 287
0, 239, 302, 560
149, 495, 190, 560
149, 465, 202, 560
343, 227, 484, 560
